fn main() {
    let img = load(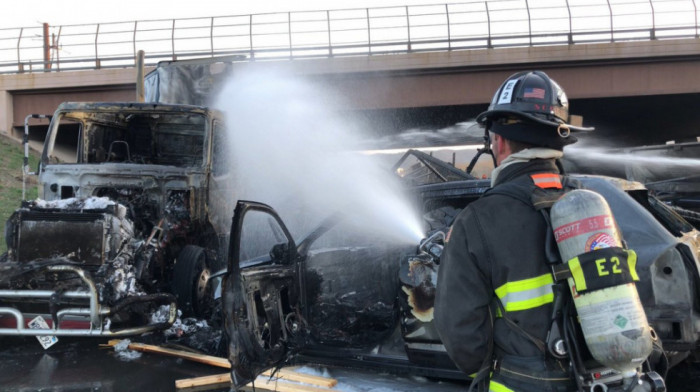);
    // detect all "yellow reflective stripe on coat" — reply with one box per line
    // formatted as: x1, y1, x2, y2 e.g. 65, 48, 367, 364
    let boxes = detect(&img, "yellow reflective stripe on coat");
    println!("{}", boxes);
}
489, 380, 515, 392
495, 273, 554, 312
